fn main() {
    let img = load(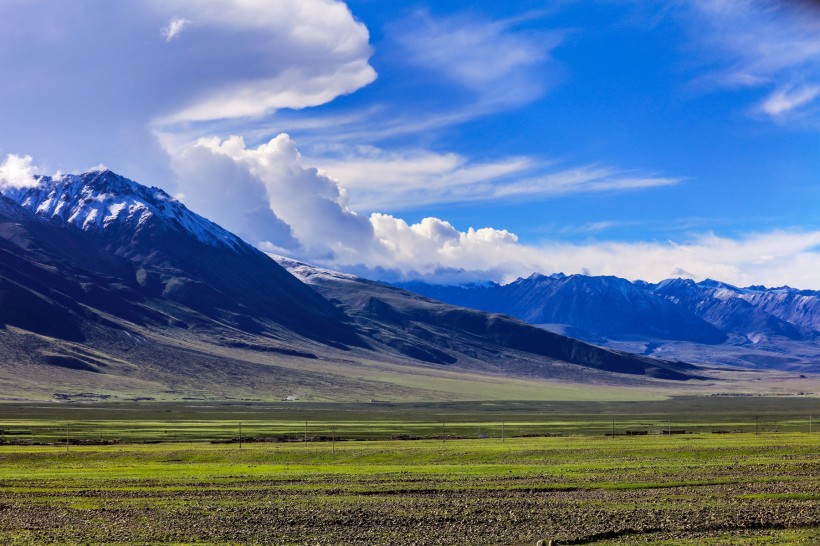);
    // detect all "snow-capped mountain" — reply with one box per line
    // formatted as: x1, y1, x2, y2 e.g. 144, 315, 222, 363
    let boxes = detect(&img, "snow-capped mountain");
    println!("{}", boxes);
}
652, 278, 818, 340
398, 274, 820, 371
401, 274, 820, 343
1, 169, 356, 344
3, 170, 243, 250
399, 274, 727, 344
